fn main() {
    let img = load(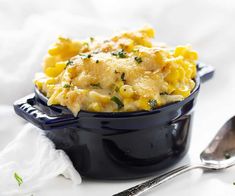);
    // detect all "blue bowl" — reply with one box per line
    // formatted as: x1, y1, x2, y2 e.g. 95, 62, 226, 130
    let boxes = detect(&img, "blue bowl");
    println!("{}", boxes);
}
14, 63, 214, 179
